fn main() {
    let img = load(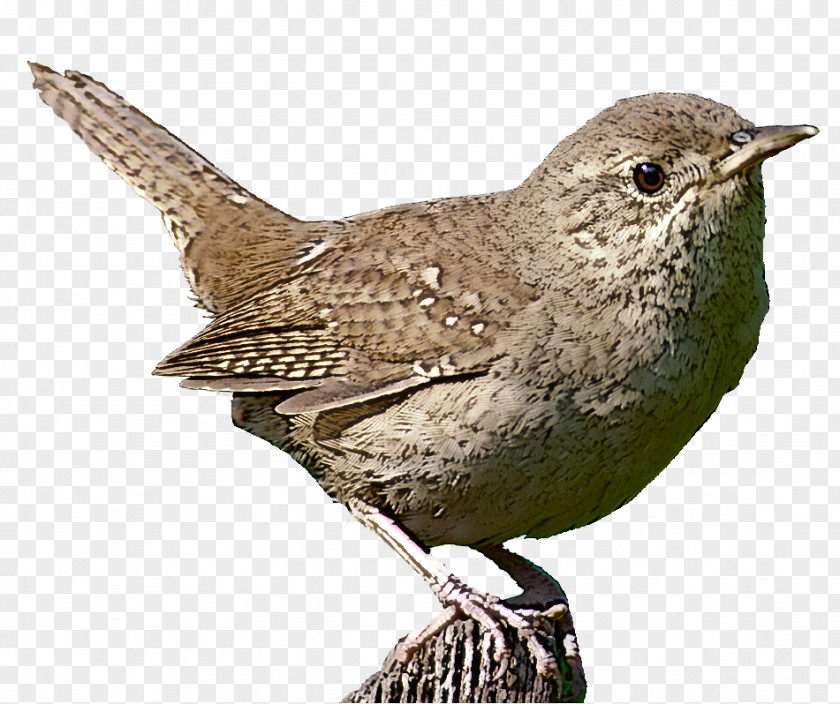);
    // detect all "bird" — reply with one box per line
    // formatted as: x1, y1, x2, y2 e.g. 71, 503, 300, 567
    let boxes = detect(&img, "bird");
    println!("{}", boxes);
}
30, 62, 817, 678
